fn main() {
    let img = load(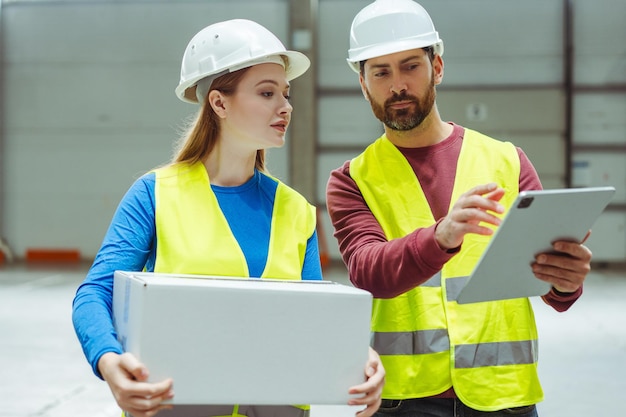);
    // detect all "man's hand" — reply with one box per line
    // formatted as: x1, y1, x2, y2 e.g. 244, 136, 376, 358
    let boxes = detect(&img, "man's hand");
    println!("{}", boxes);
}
533, 231, 592, 293
435, 183, 506, 250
